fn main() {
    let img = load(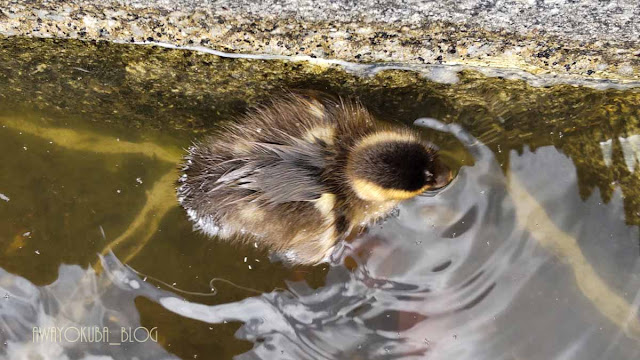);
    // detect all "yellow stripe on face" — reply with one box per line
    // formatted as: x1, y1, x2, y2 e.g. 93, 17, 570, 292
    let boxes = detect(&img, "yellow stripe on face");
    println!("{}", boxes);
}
351, 178, 429, 201
355, 131, 420, 150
